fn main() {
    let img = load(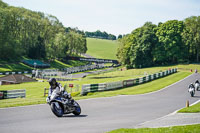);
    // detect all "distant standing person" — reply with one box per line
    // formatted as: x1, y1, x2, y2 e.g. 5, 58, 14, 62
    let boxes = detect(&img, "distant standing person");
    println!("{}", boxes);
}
195, 69, 198, 73
32, 69, 36, 78
35, 69, 38, 78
